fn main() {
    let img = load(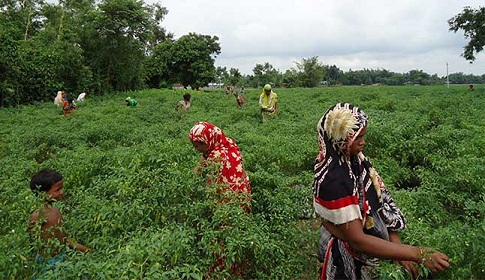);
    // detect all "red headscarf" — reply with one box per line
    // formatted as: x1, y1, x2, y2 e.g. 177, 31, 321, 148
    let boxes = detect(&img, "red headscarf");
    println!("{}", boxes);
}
189, 122, 250, 194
